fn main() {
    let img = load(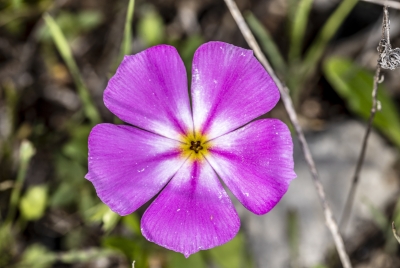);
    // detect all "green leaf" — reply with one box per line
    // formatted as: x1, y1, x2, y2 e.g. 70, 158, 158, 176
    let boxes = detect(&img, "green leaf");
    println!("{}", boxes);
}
5, 140, 36, 224
303, 0, 358, 79
103, 236, 148, 266
55, 155, 86, 185
20, 139, 36, 162
58, 248, 117, 263
324, 57, 400, 147
288, 0, 314, 63
16, 244, 56, 268
78, 186, 96, 221
138, 6, 164, 47
102, 208, 120, 232
0, 224, 14, 266
312, 265, 329, 268
64, 227, 86, 250
208, 232, 253, 268
62, 124, 92, 164
122, 214, 141, 235
178, 35, 205, 74
245, 12, 286, 75
85, 203, 120, 232
77, 11, 103, 31
122, 0, 135, 57
11, 0, 23, 9
19, 185, 48, 221
113, 0, 135, 71
38, 11, 103, 42
43, 13, 101, 125
50, 182, 79, 207
103, 237, 136, 259
167, 251, 205, 268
